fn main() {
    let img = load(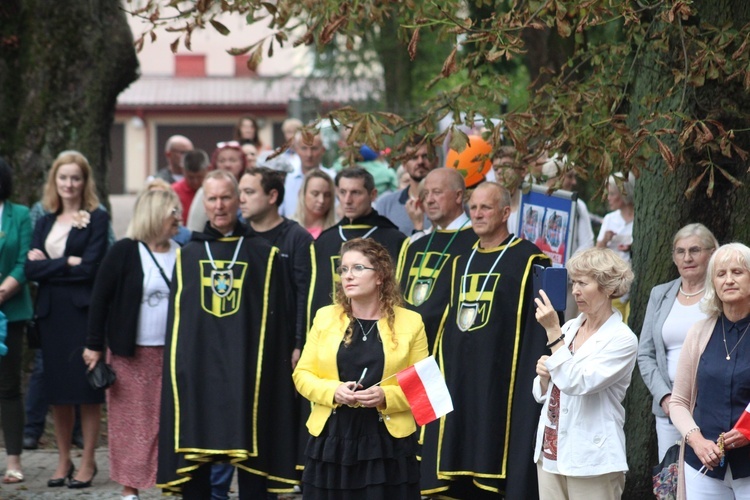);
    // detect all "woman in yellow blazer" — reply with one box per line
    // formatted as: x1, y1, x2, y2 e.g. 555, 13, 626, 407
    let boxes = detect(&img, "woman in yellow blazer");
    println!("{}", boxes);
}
294, 237, 428, 499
